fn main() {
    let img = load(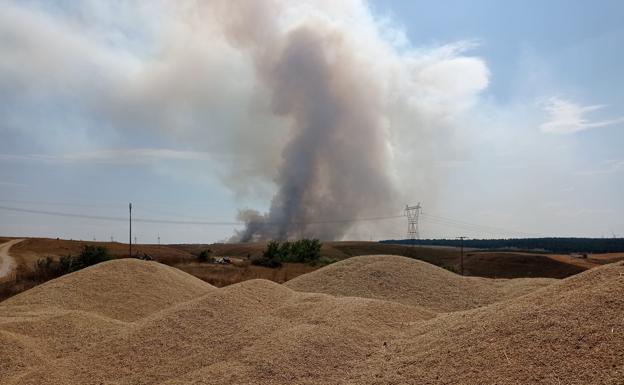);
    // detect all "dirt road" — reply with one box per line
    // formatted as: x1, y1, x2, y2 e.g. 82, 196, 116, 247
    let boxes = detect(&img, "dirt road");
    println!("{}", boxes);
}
0, 239, 23, 280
